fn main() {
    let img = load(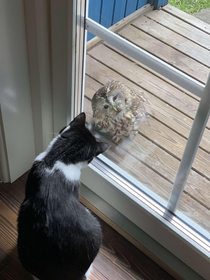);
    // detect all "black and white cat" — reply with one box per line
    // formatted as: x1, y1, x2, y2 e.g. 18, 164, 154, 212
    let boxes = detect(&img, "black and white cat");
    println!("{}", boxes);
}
17, 112, 110, 280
